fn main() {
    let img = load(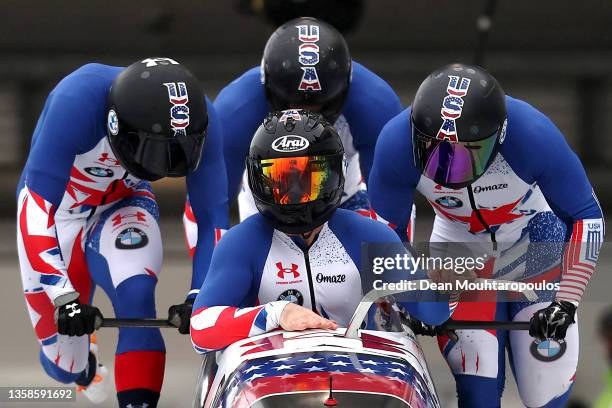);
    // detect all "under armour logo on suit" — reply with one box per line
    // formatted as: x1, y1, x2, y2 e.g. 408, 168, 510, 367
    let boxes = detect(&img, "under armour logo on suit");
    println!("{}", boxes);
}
276, 262, 300, 279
